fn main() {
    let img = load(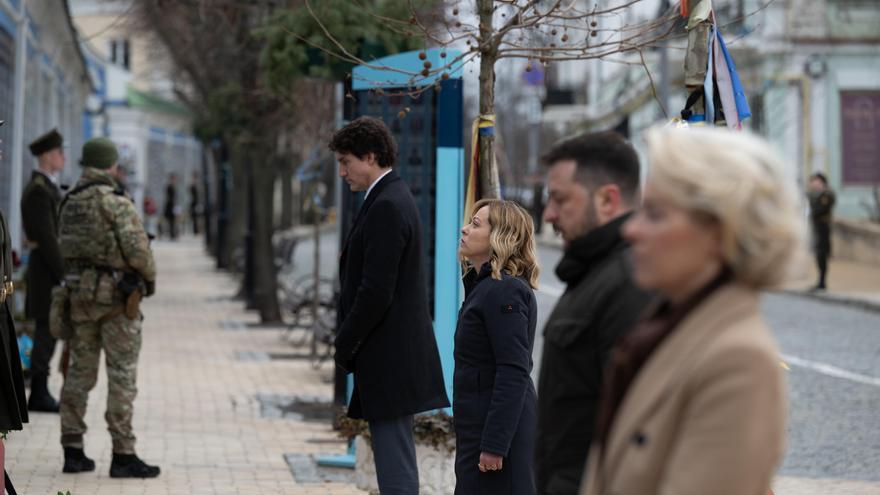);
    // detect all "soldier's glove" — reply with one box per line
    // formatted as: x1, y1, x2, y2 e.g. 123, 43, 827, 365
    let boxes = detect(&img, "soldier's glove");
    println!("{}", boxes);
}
145, 280, 156, 297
